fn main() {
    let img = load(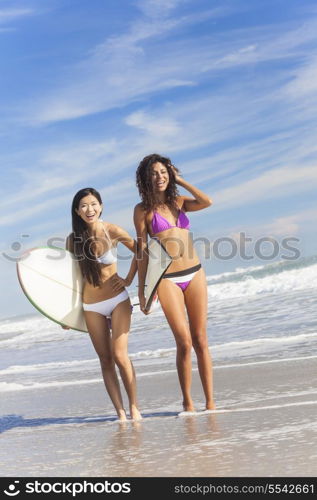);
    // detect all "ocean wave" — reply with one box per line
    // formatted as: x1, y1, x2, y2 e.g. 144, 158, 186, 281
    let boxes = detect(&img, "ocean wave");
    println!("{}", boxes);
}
0, 315, 51, 335
130, 348, 176, 359
2, 355, 316, 393
206, 254, 317, 285
207, 262, 317, 300
0, 350, 175, 378
0, 358, 98, 376
0, 322, 83, 348
130, 332, 317, 361
0, 379, 101, 392
1, 332, 316, 379
206, 264, 266, 283
0, 368, 178, 392
217, 331, 317, 348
